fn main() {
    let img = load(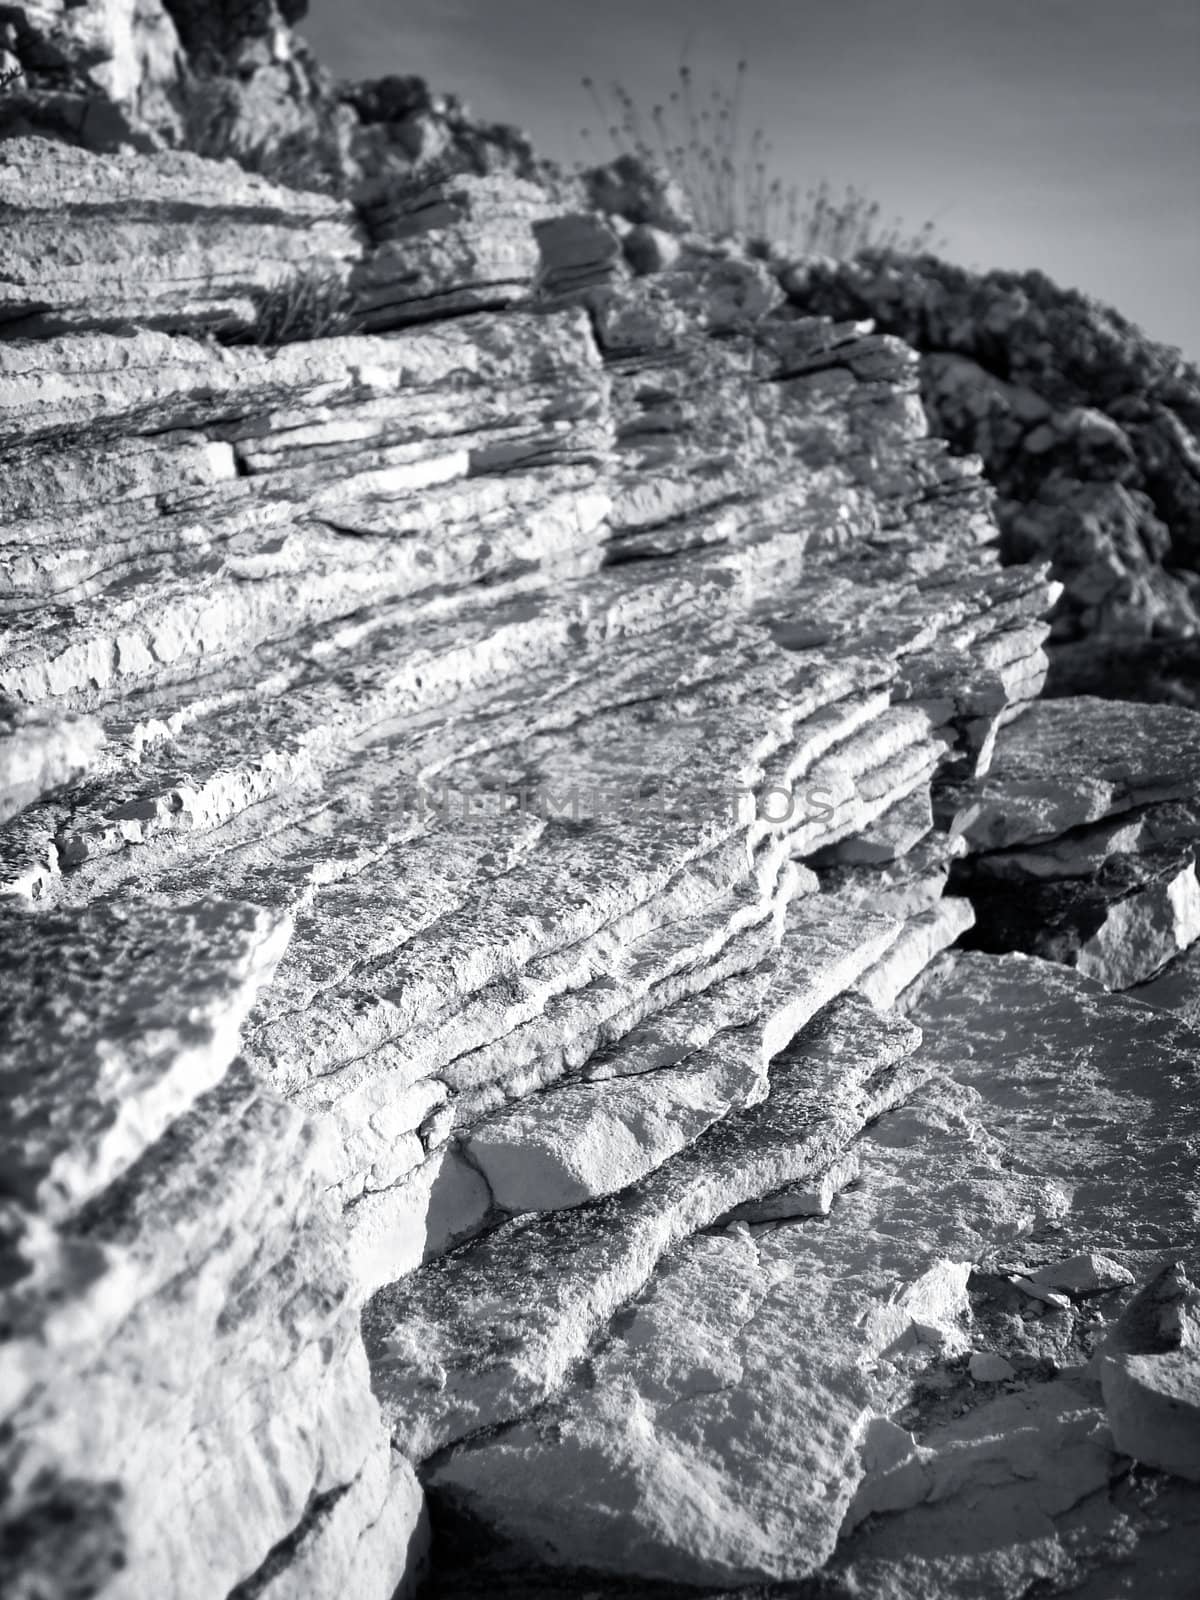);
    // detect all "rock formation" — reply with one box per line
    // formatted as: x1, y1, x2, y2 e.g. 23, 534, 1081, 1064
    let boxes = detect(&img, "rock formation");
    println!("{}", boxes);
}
0, 0, 548, 190
785, 253, 1200, 704
1, 5, 1198, 1598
